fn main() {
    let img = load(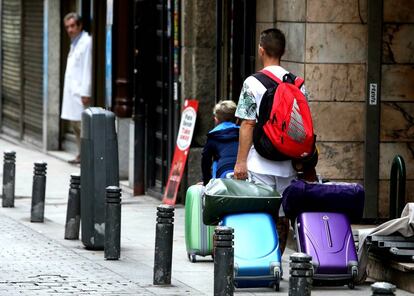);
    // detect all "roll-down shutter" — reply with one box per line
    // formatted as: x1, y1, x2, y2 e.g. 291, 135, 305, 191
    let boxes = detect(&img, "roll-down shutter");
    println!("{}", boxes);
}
22, 0, 44, 141
1, 0, 23, 136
